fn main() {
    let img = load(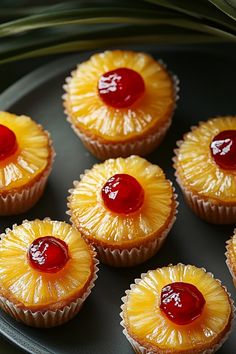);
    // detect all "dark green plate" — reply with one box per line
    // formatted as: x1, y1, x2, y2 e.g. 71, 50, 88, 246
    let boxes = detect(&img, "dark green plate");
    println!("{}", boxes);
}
0, 44, 235, 354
